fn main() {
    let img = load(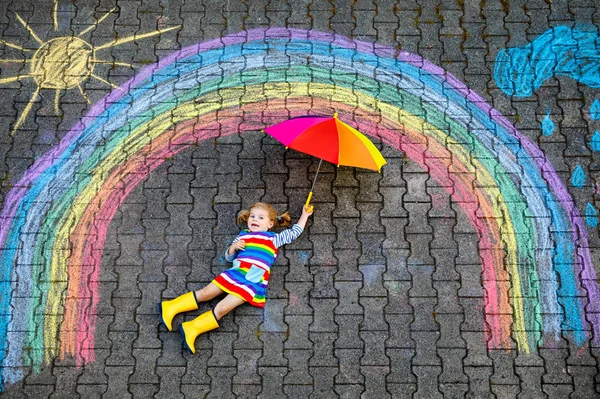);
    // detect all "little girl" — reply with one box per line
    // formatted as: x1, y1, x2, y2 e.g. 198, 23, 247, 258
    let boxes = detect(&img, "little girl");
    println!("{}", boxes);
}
159, 202, 313, 353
